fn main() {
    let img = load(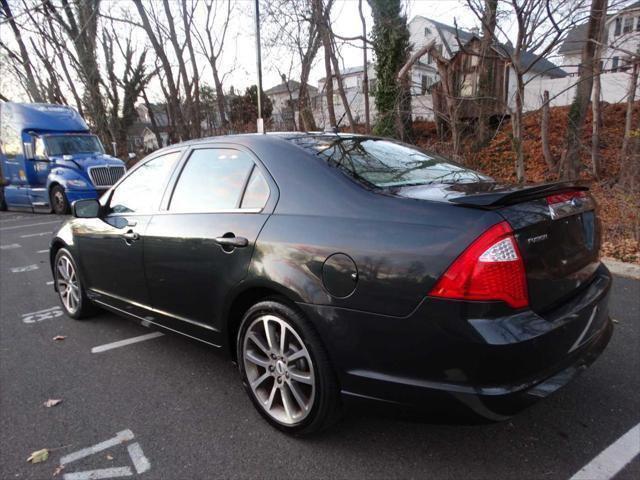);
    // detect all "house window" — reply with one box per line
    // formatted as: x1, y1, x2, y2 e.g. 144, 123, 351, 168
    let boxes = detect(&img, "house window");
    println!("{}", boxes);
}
612, 56, 619, 71
623, 17, 633, 33
369, 78, 377, 93
421, 75, 428, 95
614, 17, 621, 36
424, 27, 431, 37
637, 16, 640, 31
